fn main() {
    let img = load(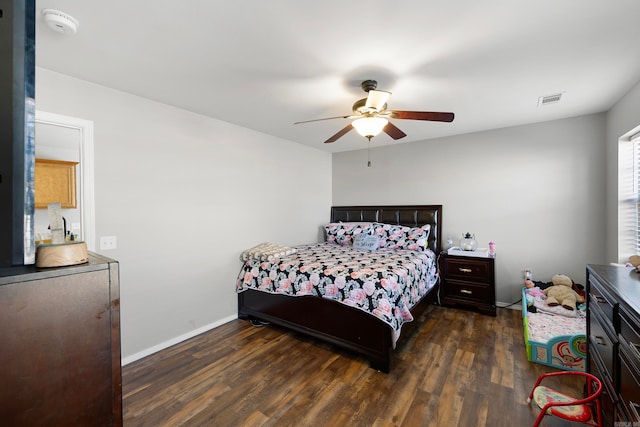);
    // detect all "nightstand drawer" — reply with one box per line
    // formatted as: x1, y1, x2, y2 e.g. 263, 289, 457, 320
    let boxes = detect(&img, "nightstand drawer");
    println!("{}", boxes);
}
442, 257, 492, 283
444, 279, 494, 304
